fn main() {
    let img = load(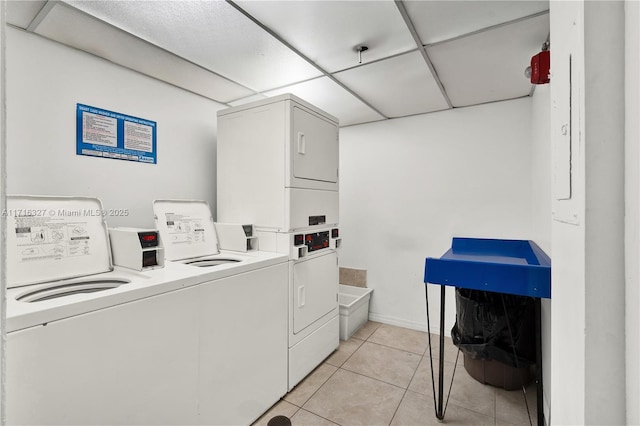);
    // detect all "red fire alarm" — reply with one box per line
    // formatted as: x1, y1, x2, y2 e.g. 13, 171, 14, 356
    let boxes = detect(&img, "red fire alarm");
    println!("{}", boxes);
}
529, 49, 550, 84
